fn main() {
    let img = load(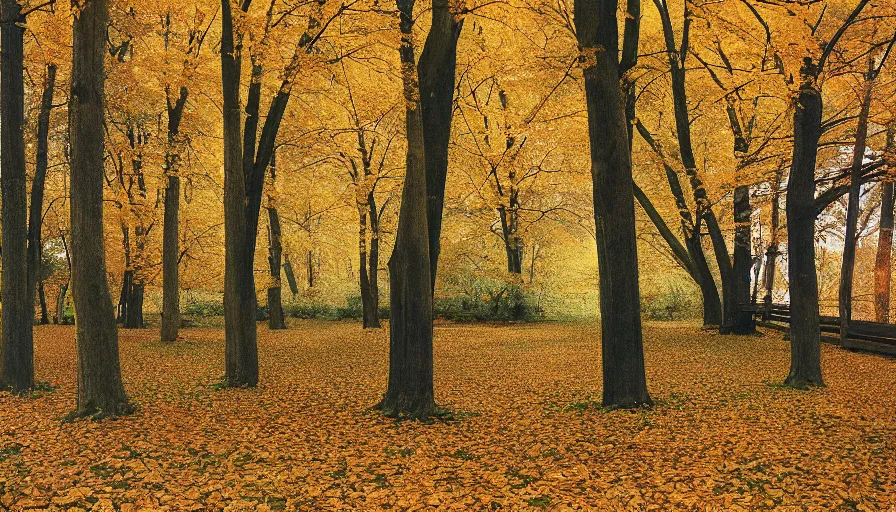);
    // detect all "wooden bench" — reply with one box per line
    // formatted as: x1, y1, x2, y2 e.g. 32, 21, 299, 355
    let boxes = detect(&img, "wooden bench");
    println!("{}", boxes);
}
752, 303, 896, 357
